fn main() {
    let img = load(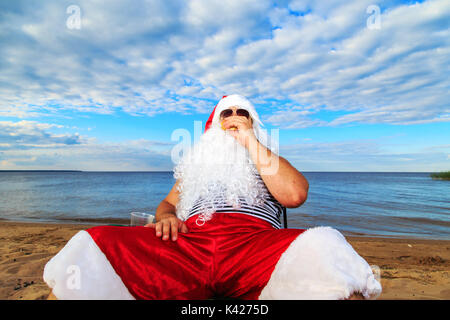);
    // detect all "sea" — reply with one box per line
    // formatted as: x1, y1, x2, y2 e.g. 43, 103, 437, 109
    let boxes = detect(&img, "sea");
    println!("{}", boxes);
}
0, 171, 448, 240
